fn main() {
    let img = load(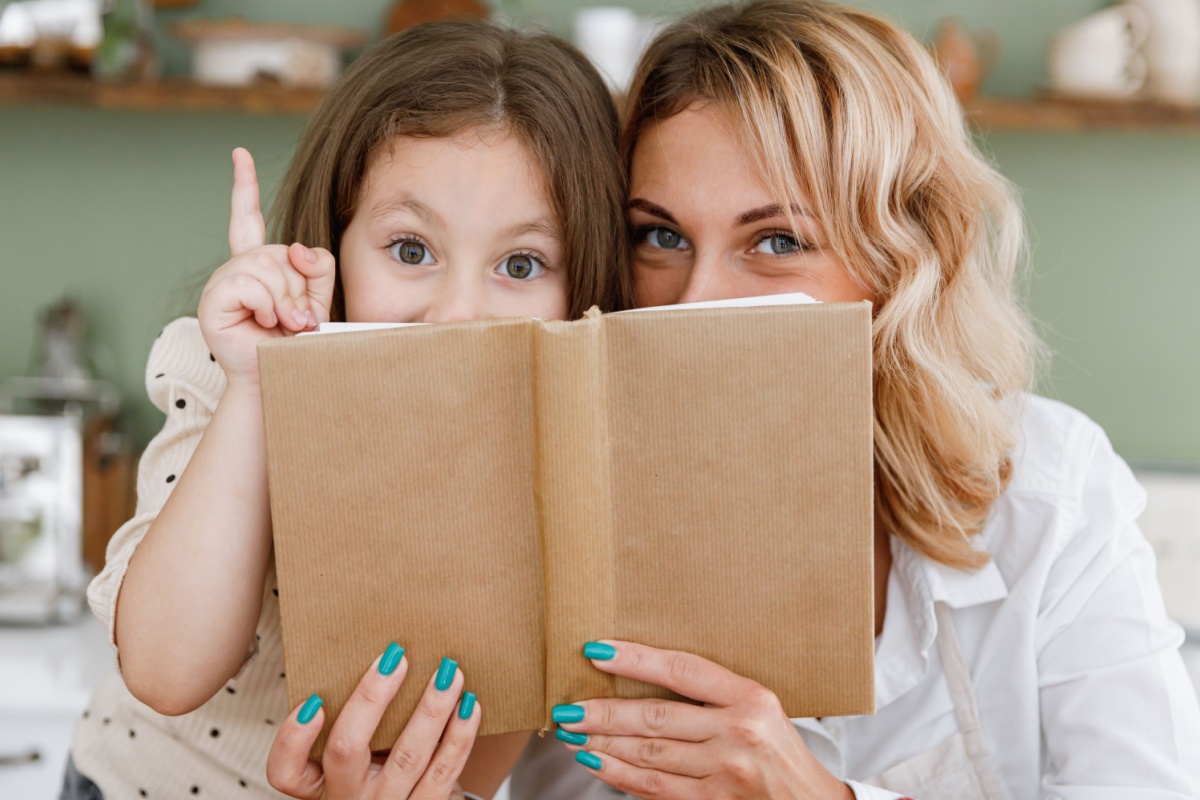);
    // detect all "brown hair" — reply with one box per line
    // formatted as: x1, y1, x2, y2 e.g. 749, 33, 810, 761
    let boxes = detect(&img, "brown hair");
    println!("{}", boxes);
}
271, 19, 633, 320
624, 1, 1043, 570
